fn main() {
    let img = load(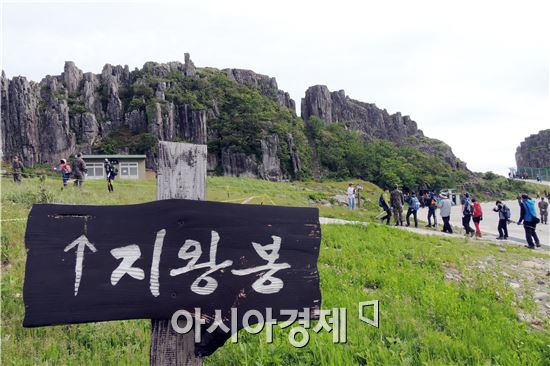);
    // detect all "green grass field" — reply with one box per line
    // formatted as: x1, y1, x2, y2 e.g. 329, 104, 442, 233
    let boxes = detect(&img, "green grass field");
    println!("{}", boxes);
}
1, 176, 549, 365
